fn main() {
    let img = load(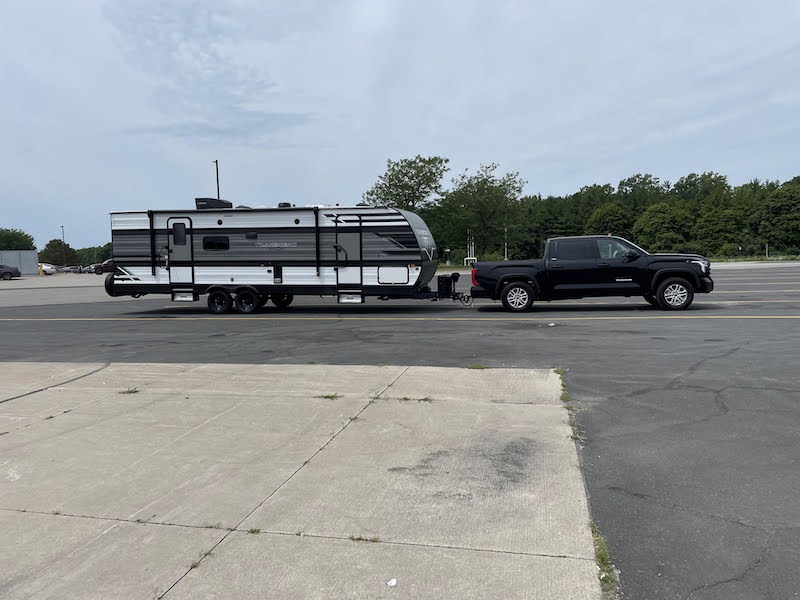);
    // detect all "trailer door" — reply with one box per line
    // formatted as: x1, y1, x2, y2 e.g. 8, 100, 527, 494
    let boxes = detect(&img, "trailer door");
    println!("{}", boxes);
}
167, 217, 194, 286
335, 225, 362, 291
